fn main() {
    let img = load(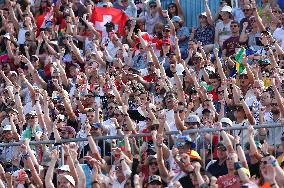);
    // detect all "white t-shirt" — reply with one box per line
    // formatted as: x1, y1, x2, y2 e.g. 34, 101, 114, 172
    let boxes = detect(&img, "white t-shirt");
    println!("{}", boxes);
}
215, 20, 232, 47
111, 165, 131, 188
232, 119, 250, 145
17, 27, 28, 45
273, 27, 284, 49
264, 115, 283, 145
168, 122, 178, 131
165, 109, 174, 125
